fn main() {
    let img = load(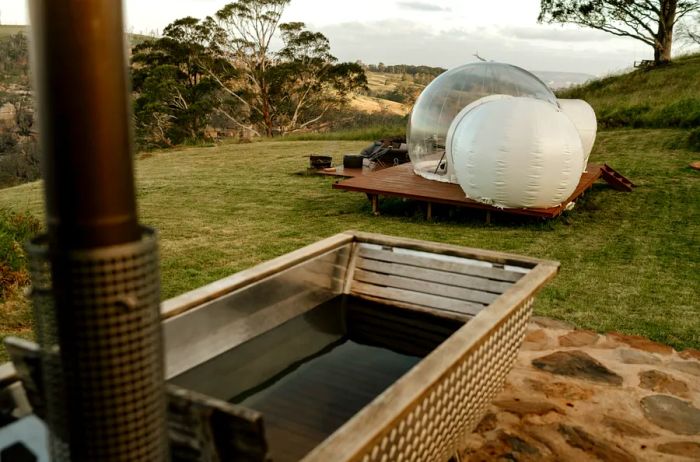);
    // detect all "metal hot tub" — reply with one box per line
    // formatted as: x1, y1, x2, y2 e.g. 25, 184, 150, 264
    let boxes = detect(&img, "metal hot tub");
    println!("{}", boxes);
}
1, 231, 557, 462
161, 231, 558, 461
